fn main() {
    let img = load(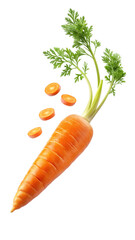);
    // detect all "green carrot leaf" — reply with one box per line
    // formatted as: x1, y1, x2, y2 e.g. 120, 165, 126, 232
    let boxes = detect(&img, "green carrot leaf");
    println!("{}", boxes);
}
61, 64, 72, 76
102, 48, 126, 95
91, 40, 101, 54
62, 8, 93, 49
74, 73, 84, 82
82, 61, 89, 74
